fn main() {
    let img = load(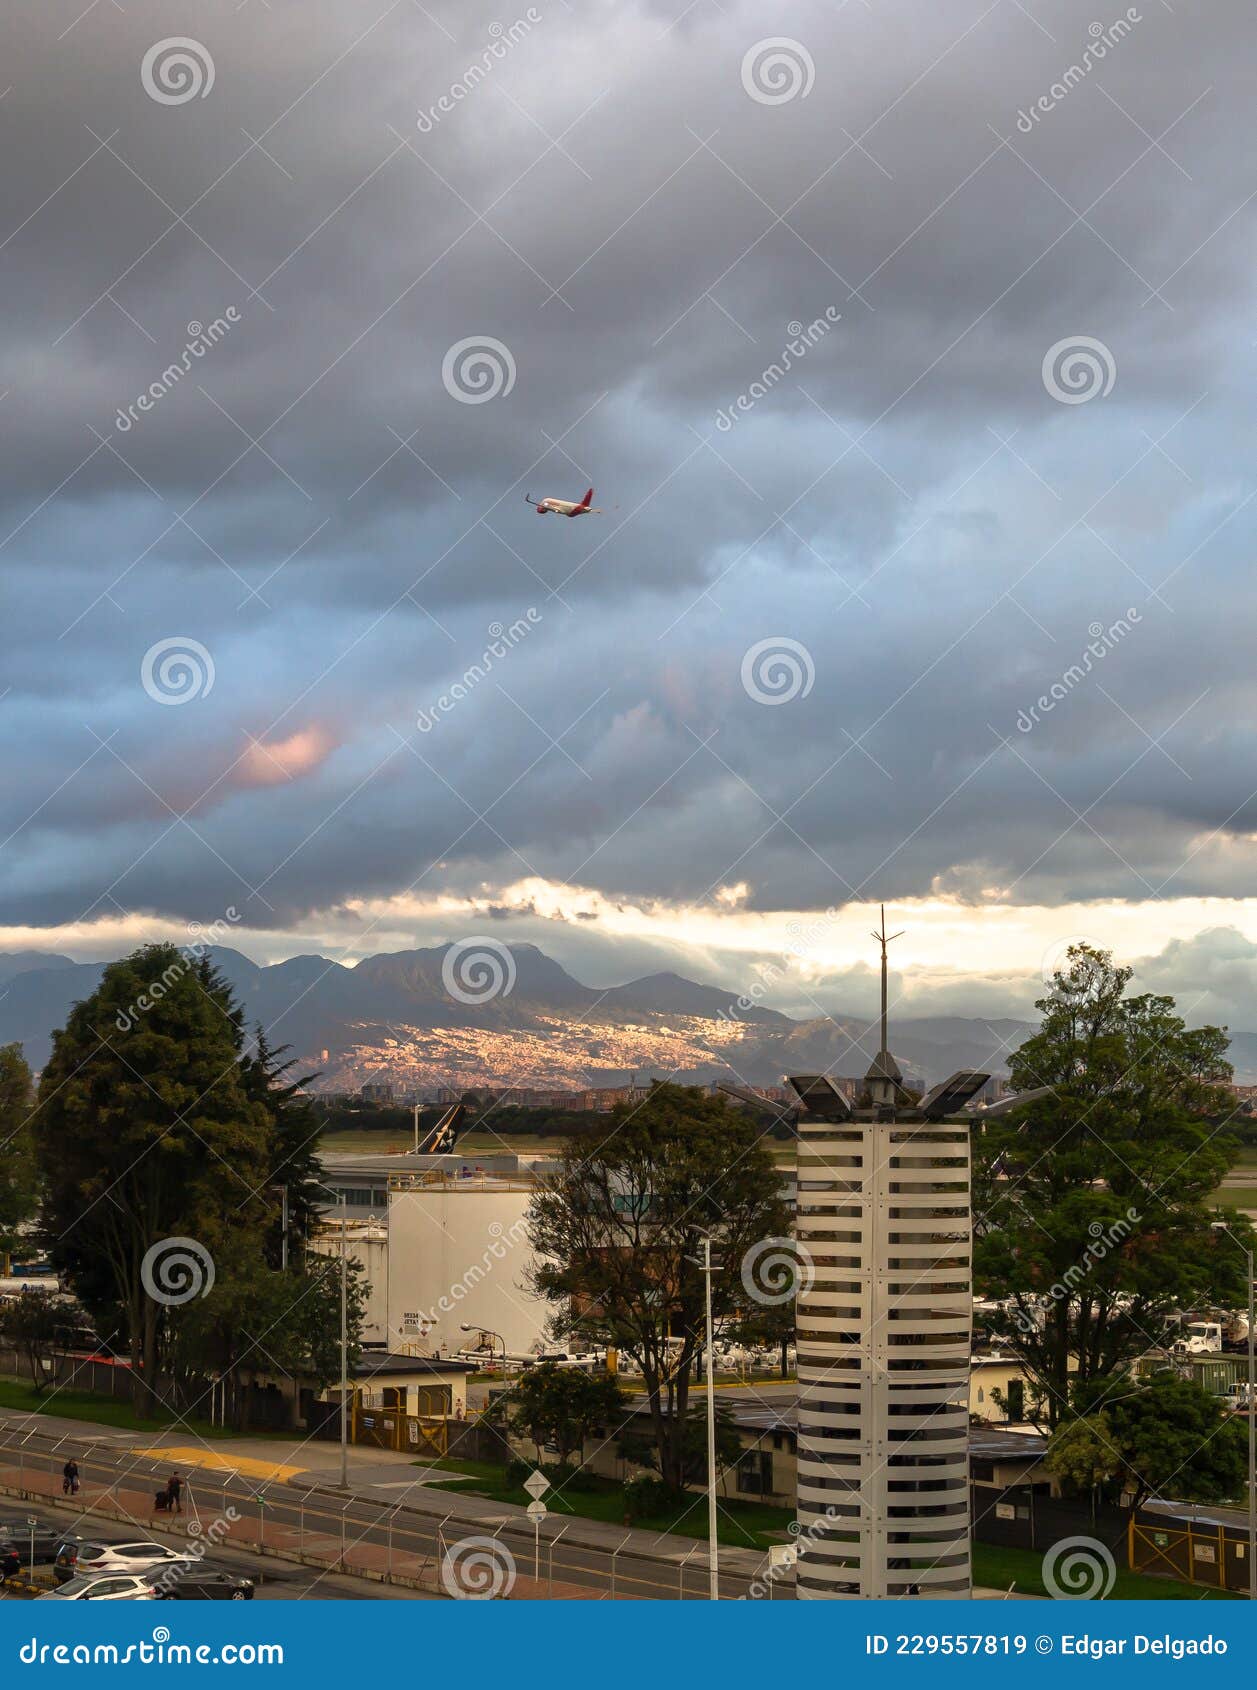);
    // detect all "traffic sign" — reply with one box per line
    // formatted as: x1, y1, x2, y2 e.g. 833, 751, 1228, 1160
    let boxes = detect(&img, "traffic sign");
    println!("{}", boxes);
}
523, 1470, 550, 1499
526, 1499, 548, 1520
